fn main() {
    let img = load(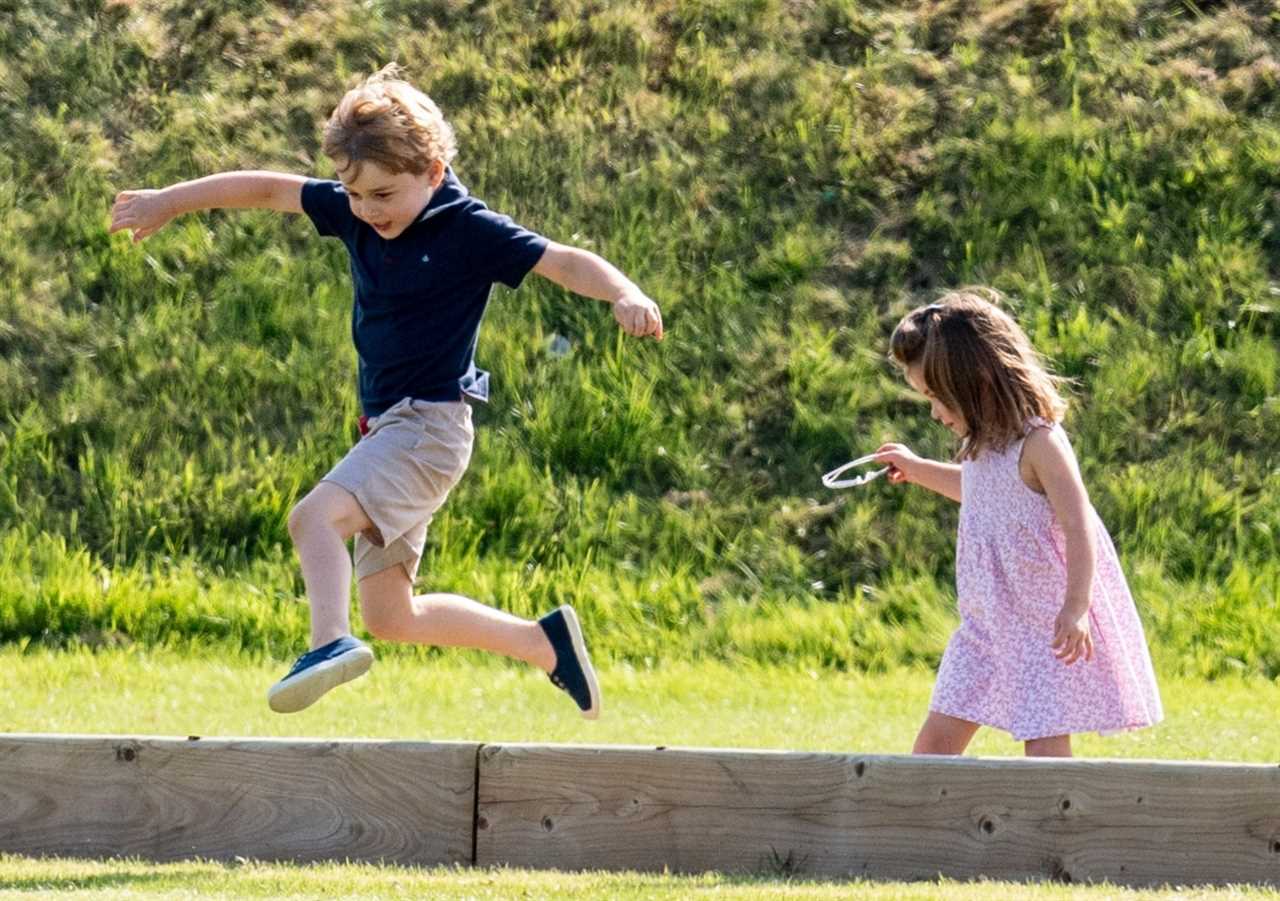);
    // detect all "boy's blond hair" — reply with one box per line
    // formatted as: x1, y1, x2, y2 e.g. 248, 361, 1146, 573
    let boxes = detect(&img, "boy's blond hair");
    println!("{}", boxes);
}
889, 288, 1069, 460
322, 63, 457, 179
